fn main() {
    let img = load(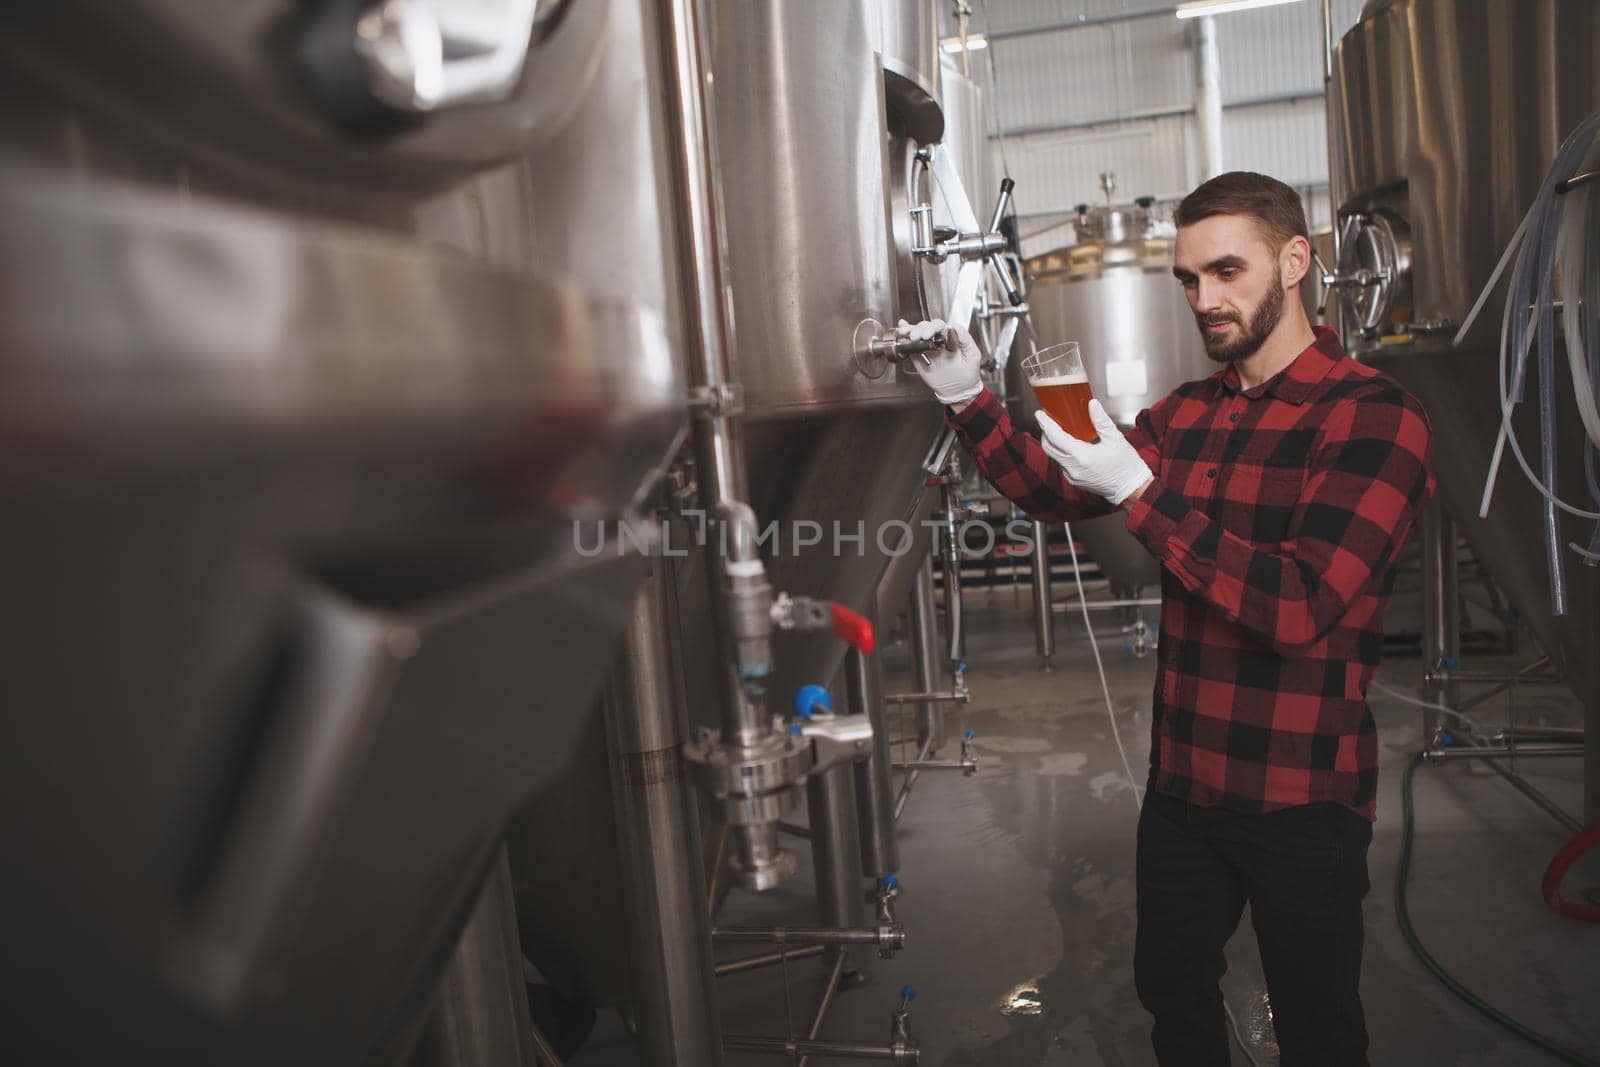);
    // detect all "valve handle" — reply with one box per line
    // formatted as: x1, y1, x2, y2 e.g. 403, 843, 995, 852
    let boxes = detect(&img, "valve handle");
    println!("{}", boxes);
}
900, 985, 917, 1003
831, 602, 876, 654
965, 729, 975, 741
793, 684, 832, 719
